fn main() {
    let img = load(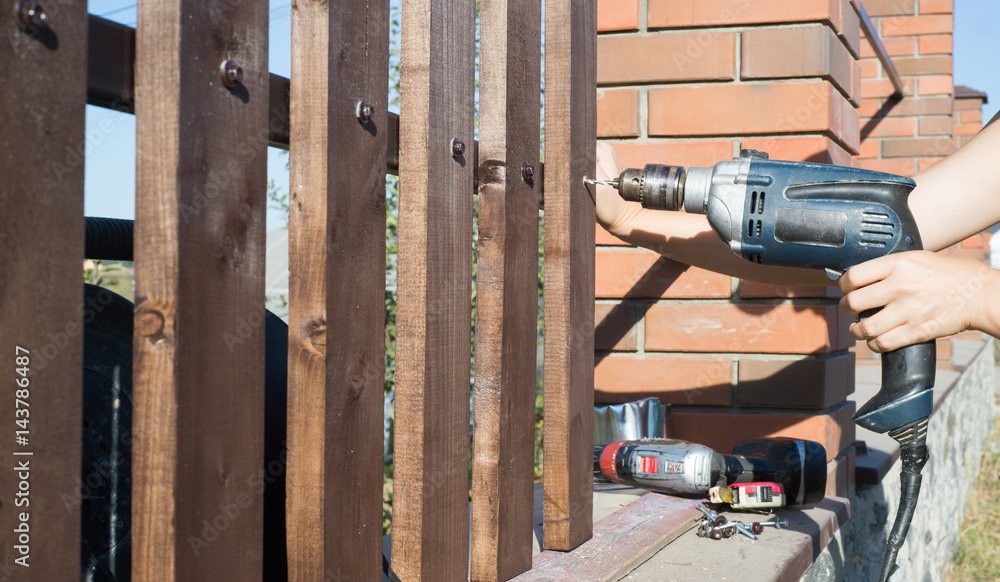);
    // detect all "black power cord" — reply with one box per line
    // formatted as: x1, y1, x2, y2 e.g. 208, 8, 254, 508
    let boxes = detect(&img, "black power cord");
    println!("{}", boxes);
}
878, 418, 930, 581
